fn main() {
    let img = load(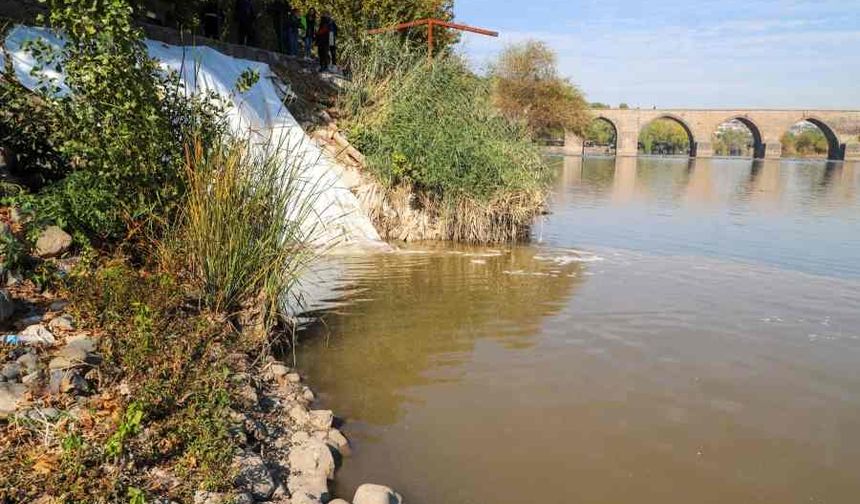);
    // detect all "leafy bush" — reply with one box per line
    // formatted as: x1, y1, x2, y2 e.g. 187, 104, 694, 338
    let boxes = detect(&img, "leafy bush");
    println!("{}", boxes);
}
343, 36, 548, 202
0, 0, 224, 242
